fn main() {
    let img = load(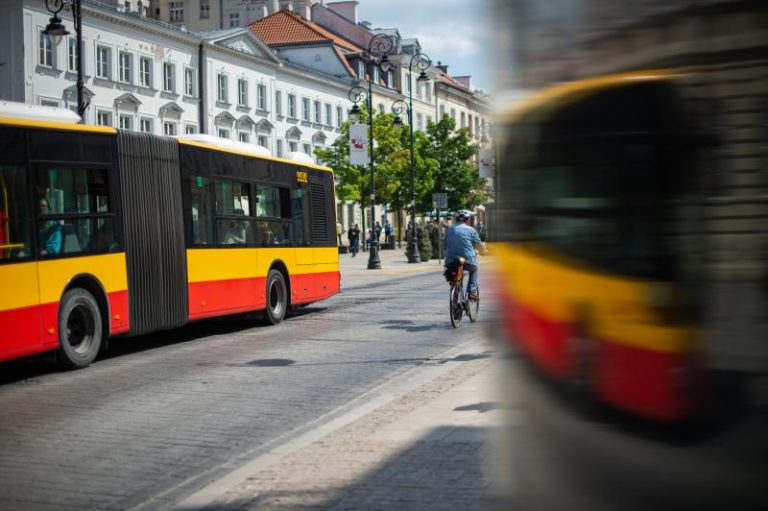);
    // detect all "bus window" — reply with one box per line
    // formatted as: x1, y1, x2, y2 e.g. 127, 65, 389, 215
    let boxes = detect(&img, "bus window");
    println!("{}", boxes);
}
255, 185, 293, 247
215, 179, 253, 247
0, 165, 31, 261
291, 187, 306, 246
190, 176, 213, 246
35, 167, 117, 255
